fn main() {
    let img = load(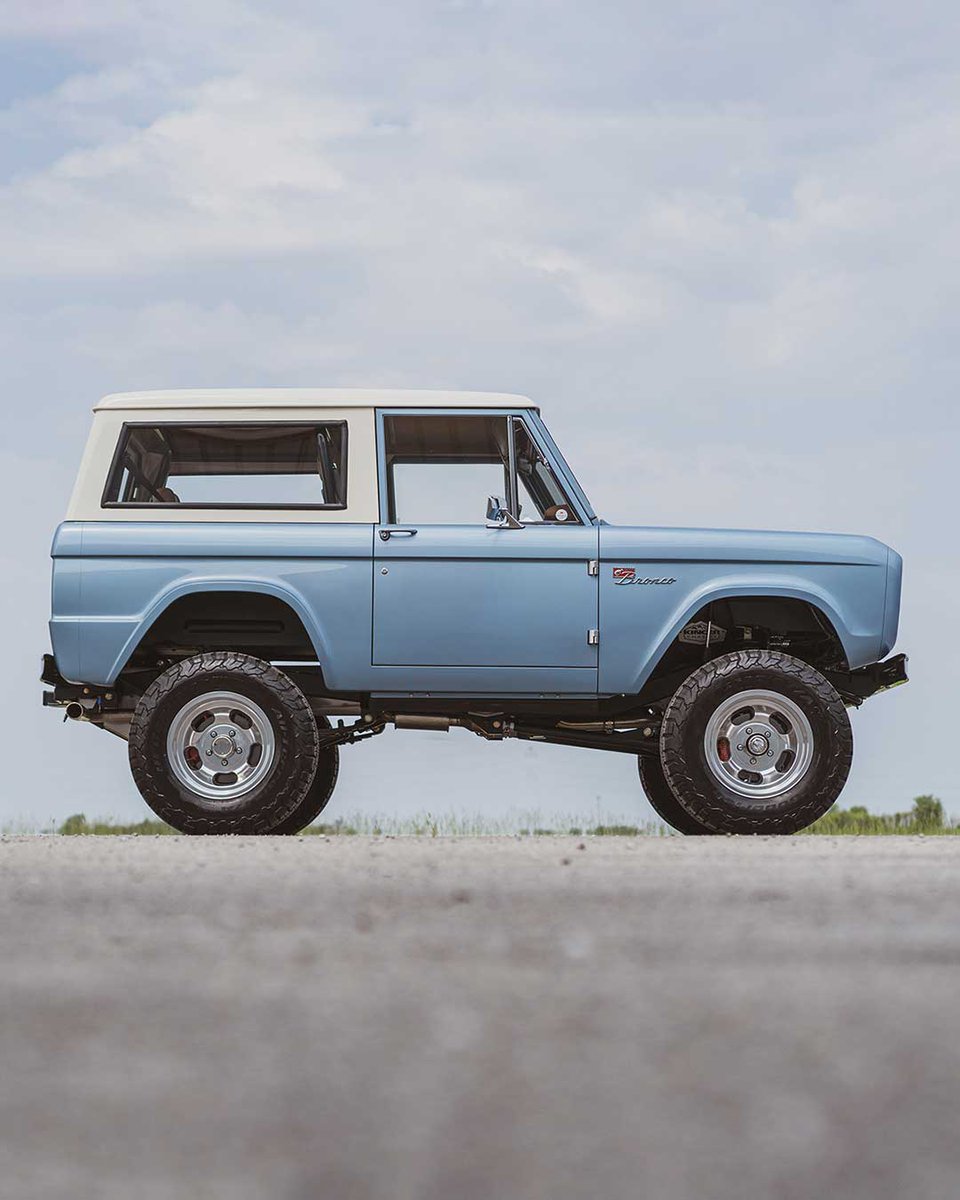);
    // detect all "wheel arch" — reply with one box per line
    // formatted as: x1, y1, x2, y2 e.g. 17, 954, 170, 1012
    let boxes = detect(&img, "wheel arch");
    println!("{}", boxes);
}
634, 583, 852, 696
109, 579, 331, 683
